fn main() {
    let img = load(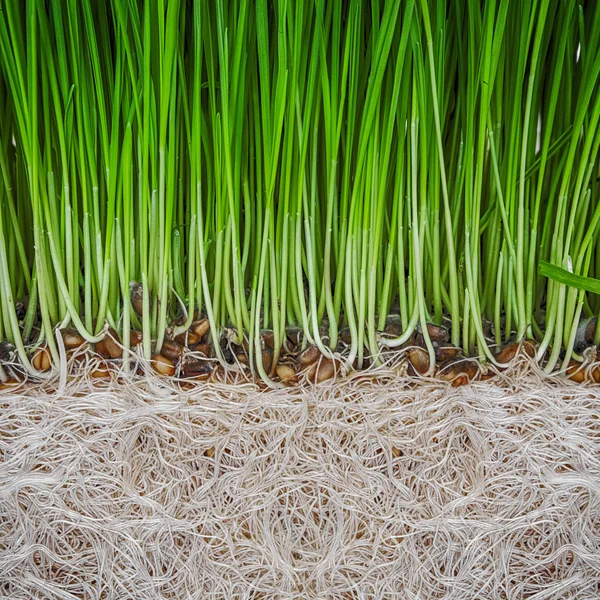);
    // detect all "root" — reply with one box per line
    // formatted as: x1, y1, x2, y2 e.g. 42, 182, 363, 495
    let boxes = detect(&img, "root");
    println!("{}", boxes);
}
1, 370, 600, 598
